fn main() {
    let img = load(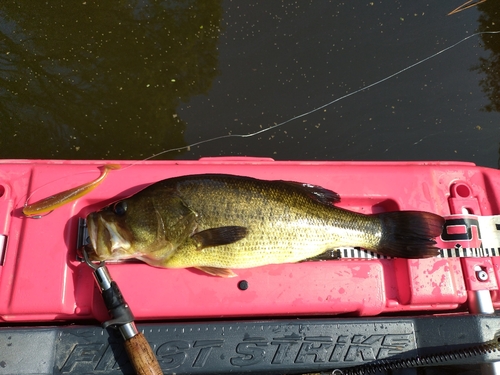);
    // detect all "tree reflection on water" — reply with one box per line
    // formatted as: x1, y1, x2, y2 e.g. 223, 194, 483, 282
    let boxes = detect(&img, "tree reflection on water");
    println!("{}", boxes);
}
0, 0, 222, 159
474, 1, 500, 113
